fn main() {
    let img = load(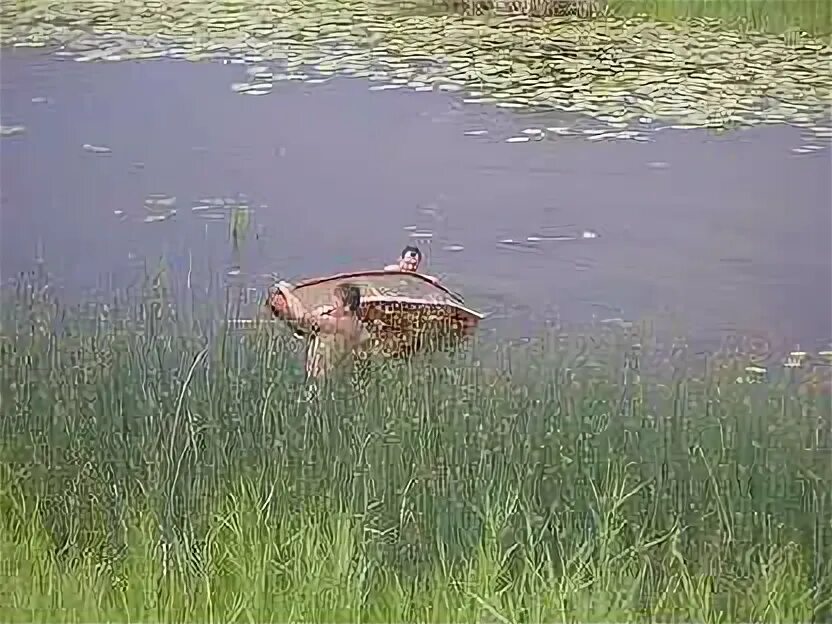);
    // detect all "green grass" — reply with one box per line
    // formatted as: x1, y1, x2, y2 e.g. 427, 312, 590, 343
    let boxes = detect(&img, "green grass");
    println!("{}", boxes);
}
425, 0, 832, 36
0, 273, 830, 622
607, 0, 832, 37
